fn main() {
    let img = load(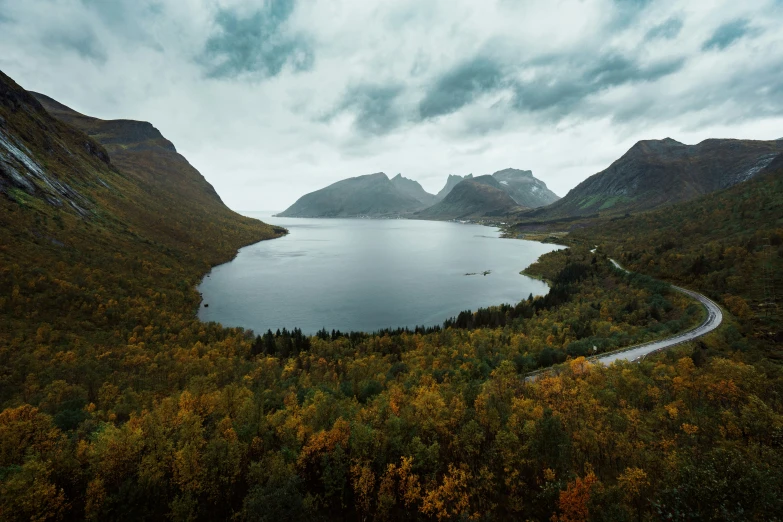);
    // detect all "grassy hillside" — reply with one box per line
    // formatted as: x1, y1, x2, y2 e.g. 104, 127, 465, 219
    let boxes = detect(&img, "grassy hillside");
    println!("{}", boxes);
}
30, 92, 279, 258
